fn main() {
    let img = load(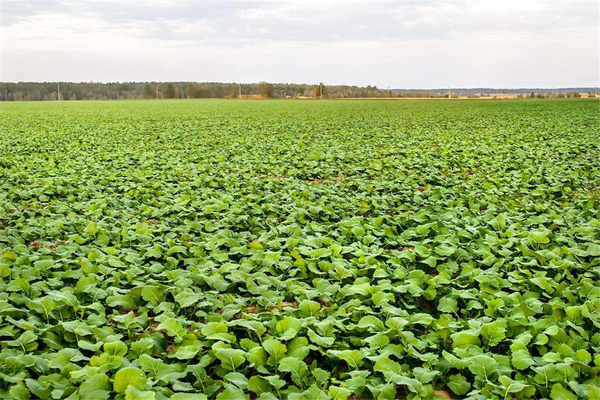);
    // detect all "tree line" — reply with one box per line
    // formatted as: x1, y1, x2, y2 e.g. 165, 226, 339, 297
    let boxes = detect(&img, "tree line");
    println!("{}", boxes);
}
0, 82, 391, 101
1, 82, 595, 101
